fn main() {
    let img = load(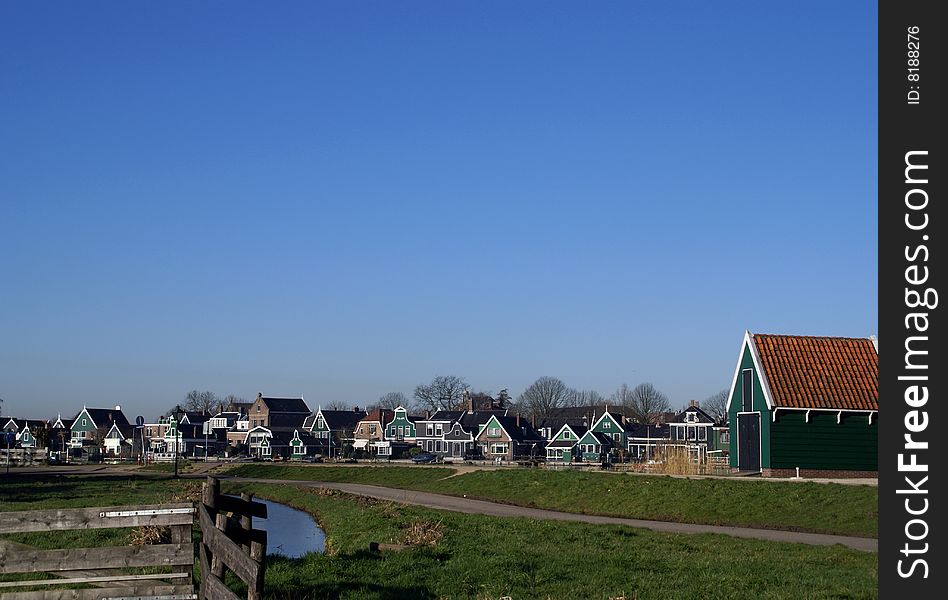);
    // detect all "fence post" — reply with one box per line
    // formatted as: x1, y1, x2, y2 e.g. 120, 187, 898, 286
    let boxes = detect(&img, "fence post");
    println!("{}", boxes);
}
248, 539, 266, 600
239, 492, 253, 553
